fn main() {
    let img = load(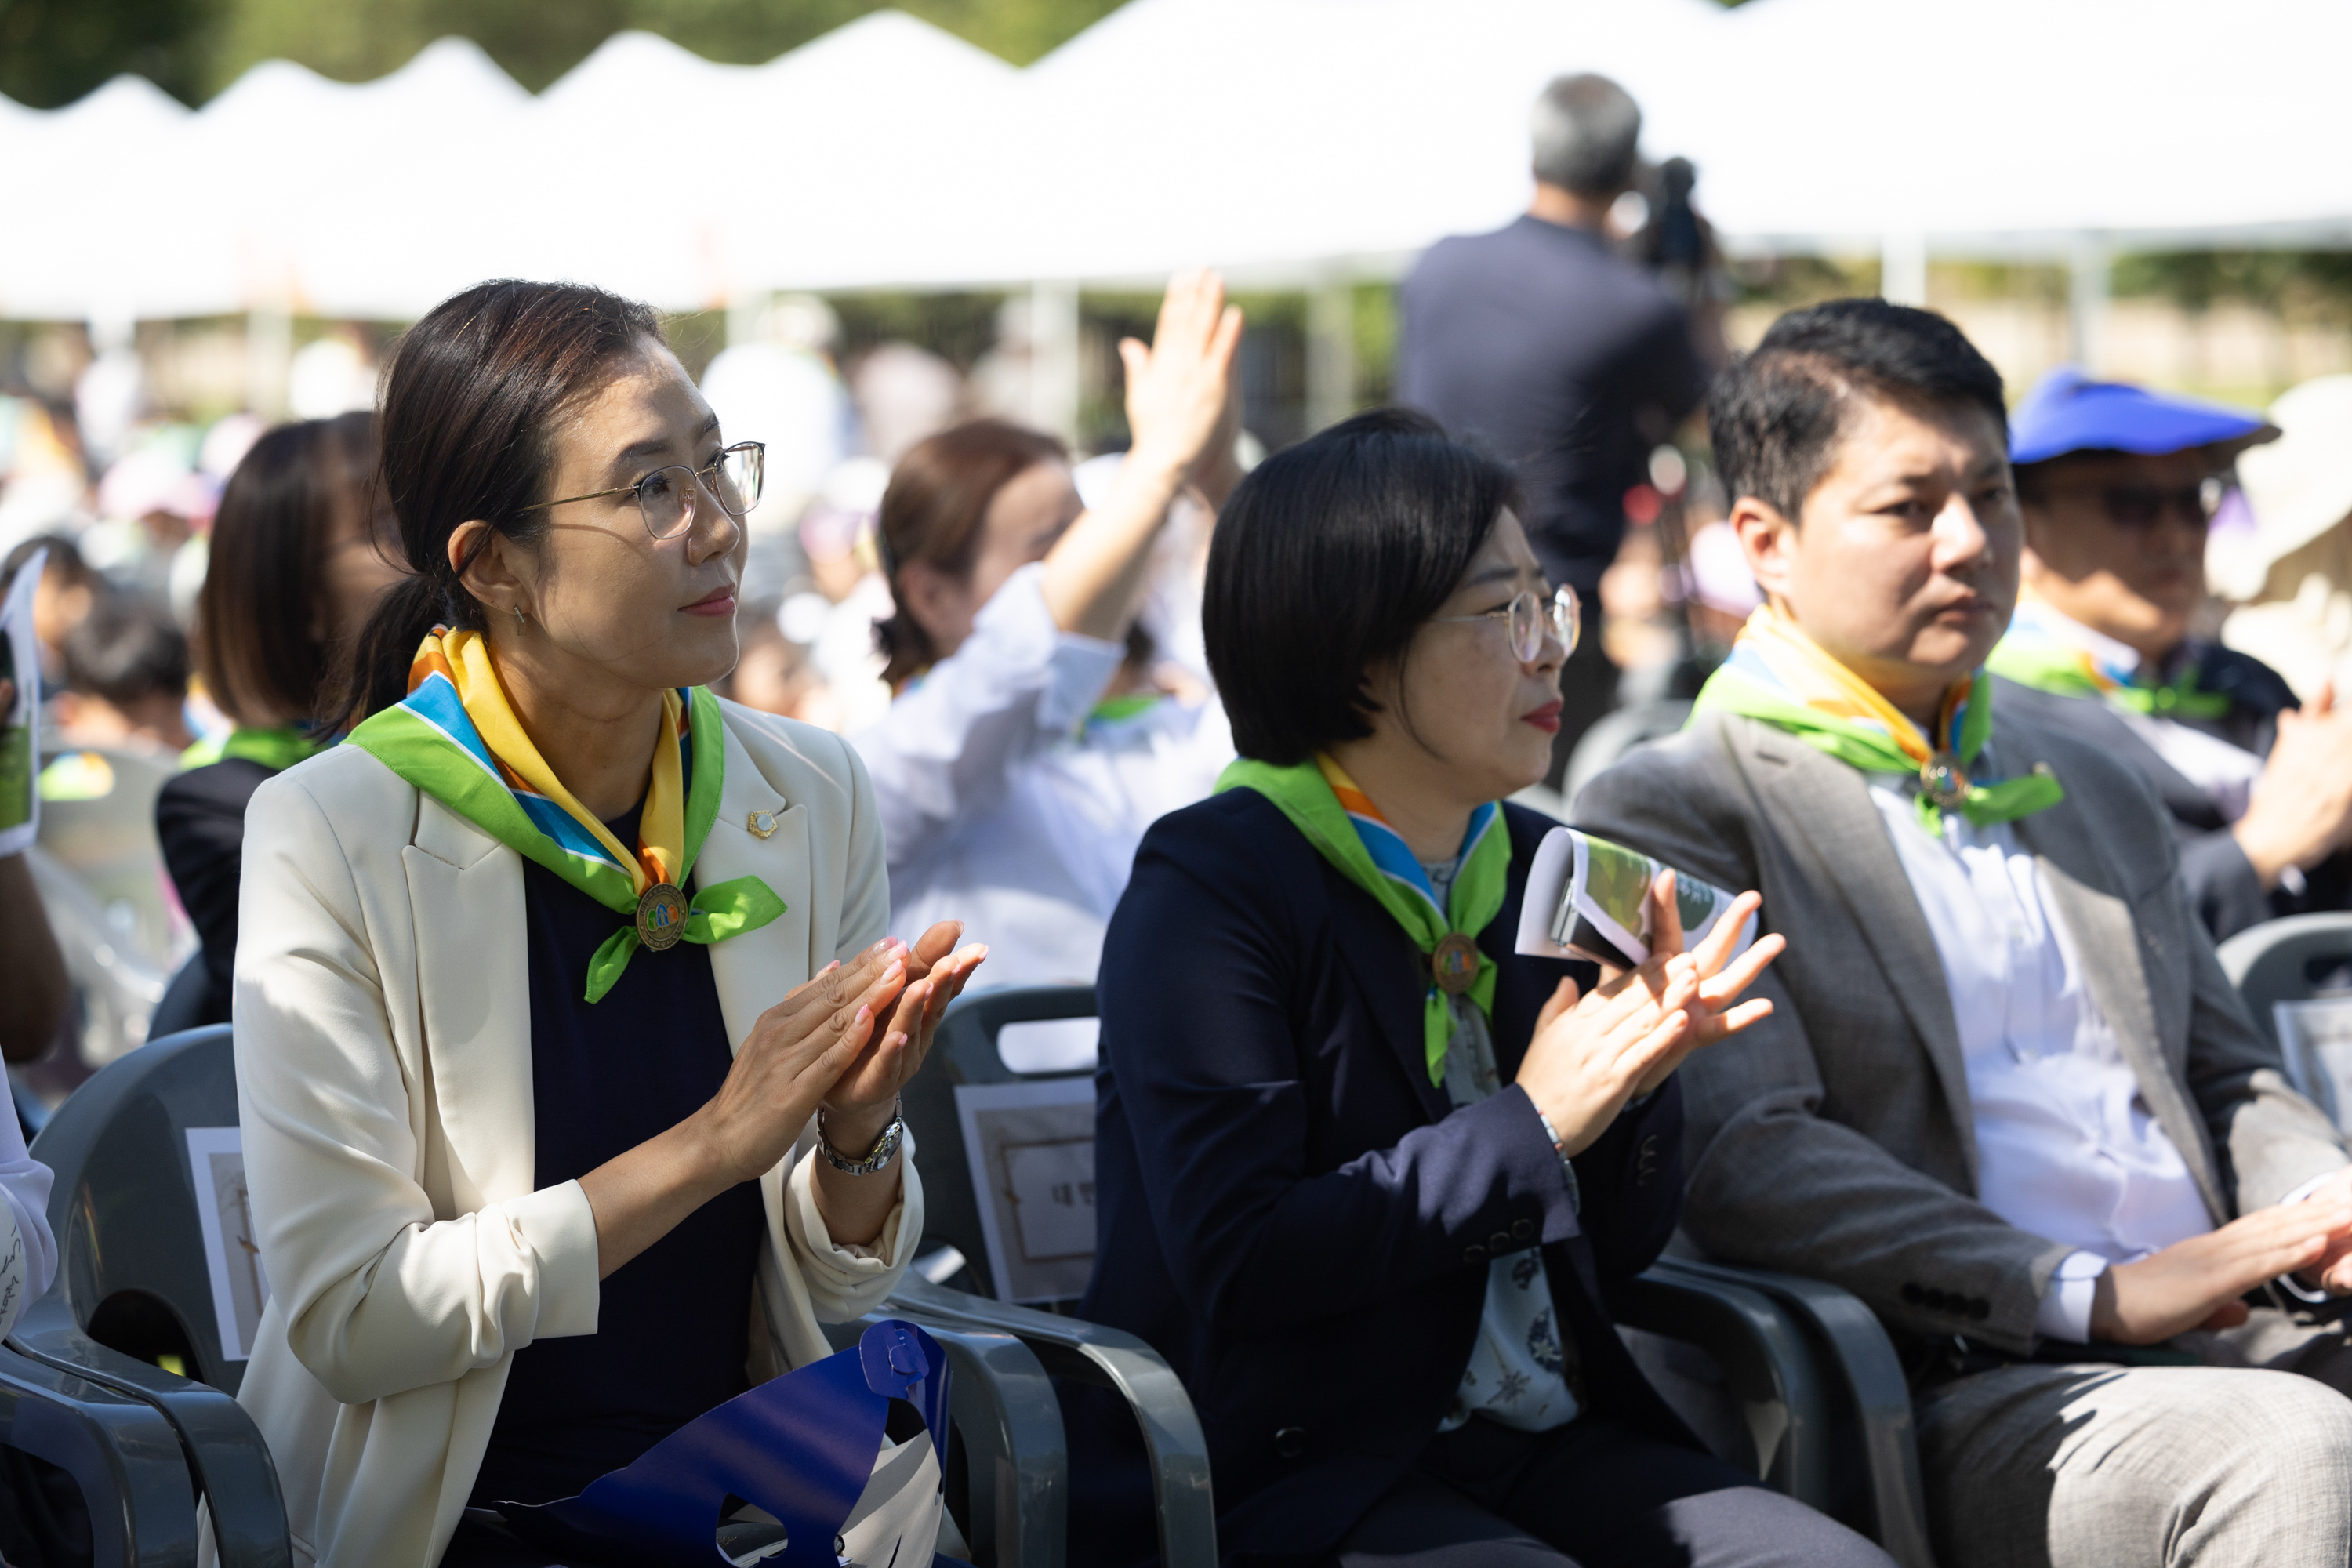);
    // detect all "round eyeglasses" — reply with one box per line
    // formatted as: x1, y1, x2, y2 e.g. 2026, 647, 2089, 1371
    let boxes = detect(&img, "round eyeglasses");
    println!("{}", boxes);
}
1433, 585, 1580, 662
518, 441, 765, 541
